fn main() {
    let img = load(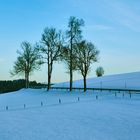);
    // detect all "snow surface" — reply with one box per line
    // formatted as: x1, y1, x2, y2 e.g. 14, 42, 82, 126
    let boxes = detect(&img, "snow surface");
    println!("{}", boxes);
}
54, 72, 140, 90
0, 88, 140, 140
